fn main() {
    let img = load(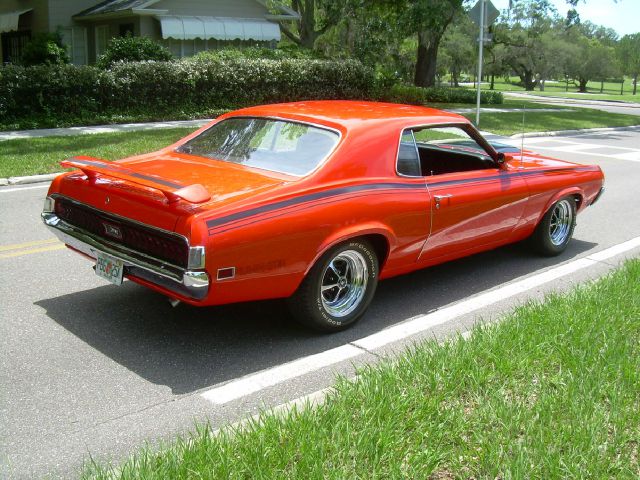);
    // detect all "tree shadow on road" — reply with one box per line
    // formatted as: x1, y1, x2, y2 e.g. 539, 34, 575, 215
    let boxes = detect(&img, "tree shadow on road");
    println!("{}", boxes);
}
36, 239, 596, 394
